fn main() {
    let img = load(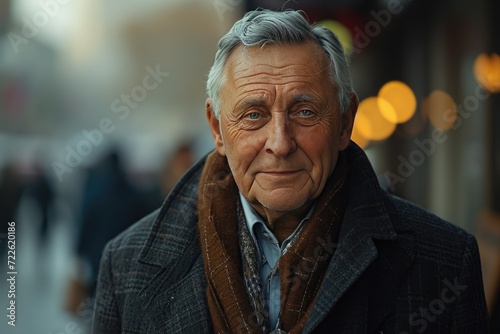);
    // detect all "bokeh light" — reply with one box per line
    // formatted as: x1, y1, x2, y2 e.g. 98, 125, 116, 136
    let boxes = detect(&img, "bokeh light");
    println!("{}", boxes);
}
354, 97, 397, 141
350, 122, 370, 149
425, 90, 457, 131
474, 53, 500, 93
378, 81, 417, 123
376, 97, 398, 124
